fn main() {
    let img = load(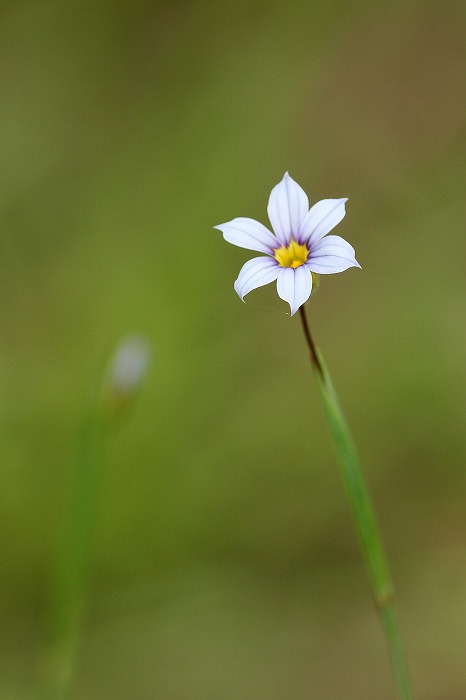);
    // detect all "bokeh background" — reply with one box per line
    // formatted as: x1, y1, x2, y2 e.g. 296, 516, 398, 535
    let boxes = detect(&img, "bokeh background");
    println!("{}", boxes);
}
0, 1, 465, 698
